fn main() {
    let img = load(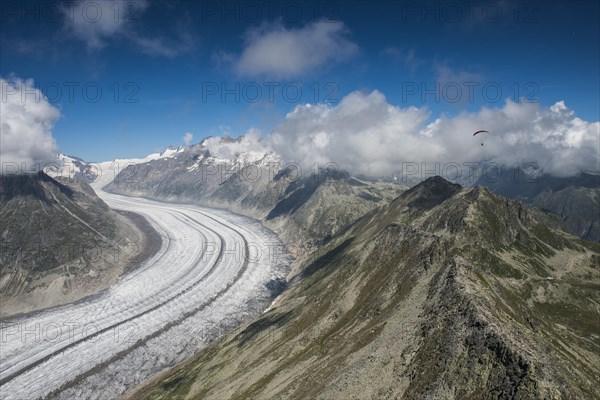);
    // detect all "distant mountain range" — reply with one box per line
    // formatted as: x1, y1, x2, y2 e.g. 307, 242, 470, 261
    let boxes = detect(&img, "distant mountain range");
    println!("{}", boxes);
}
103, 137, 407, 252
46, 147, 185, 190
475, 168, 599, 241
95, 136, 599, 244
